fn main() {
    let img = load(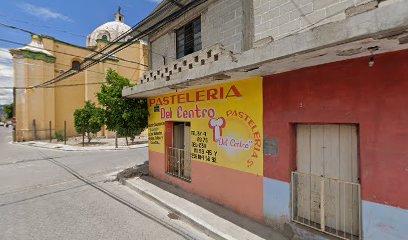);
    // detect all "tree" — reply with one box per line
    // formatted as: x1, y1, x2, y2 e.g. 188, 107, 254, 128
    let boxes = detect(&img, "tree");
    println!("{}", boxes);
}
4, 103, 13, 120
74, 101, 104, 143
97, 69, 148, 145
